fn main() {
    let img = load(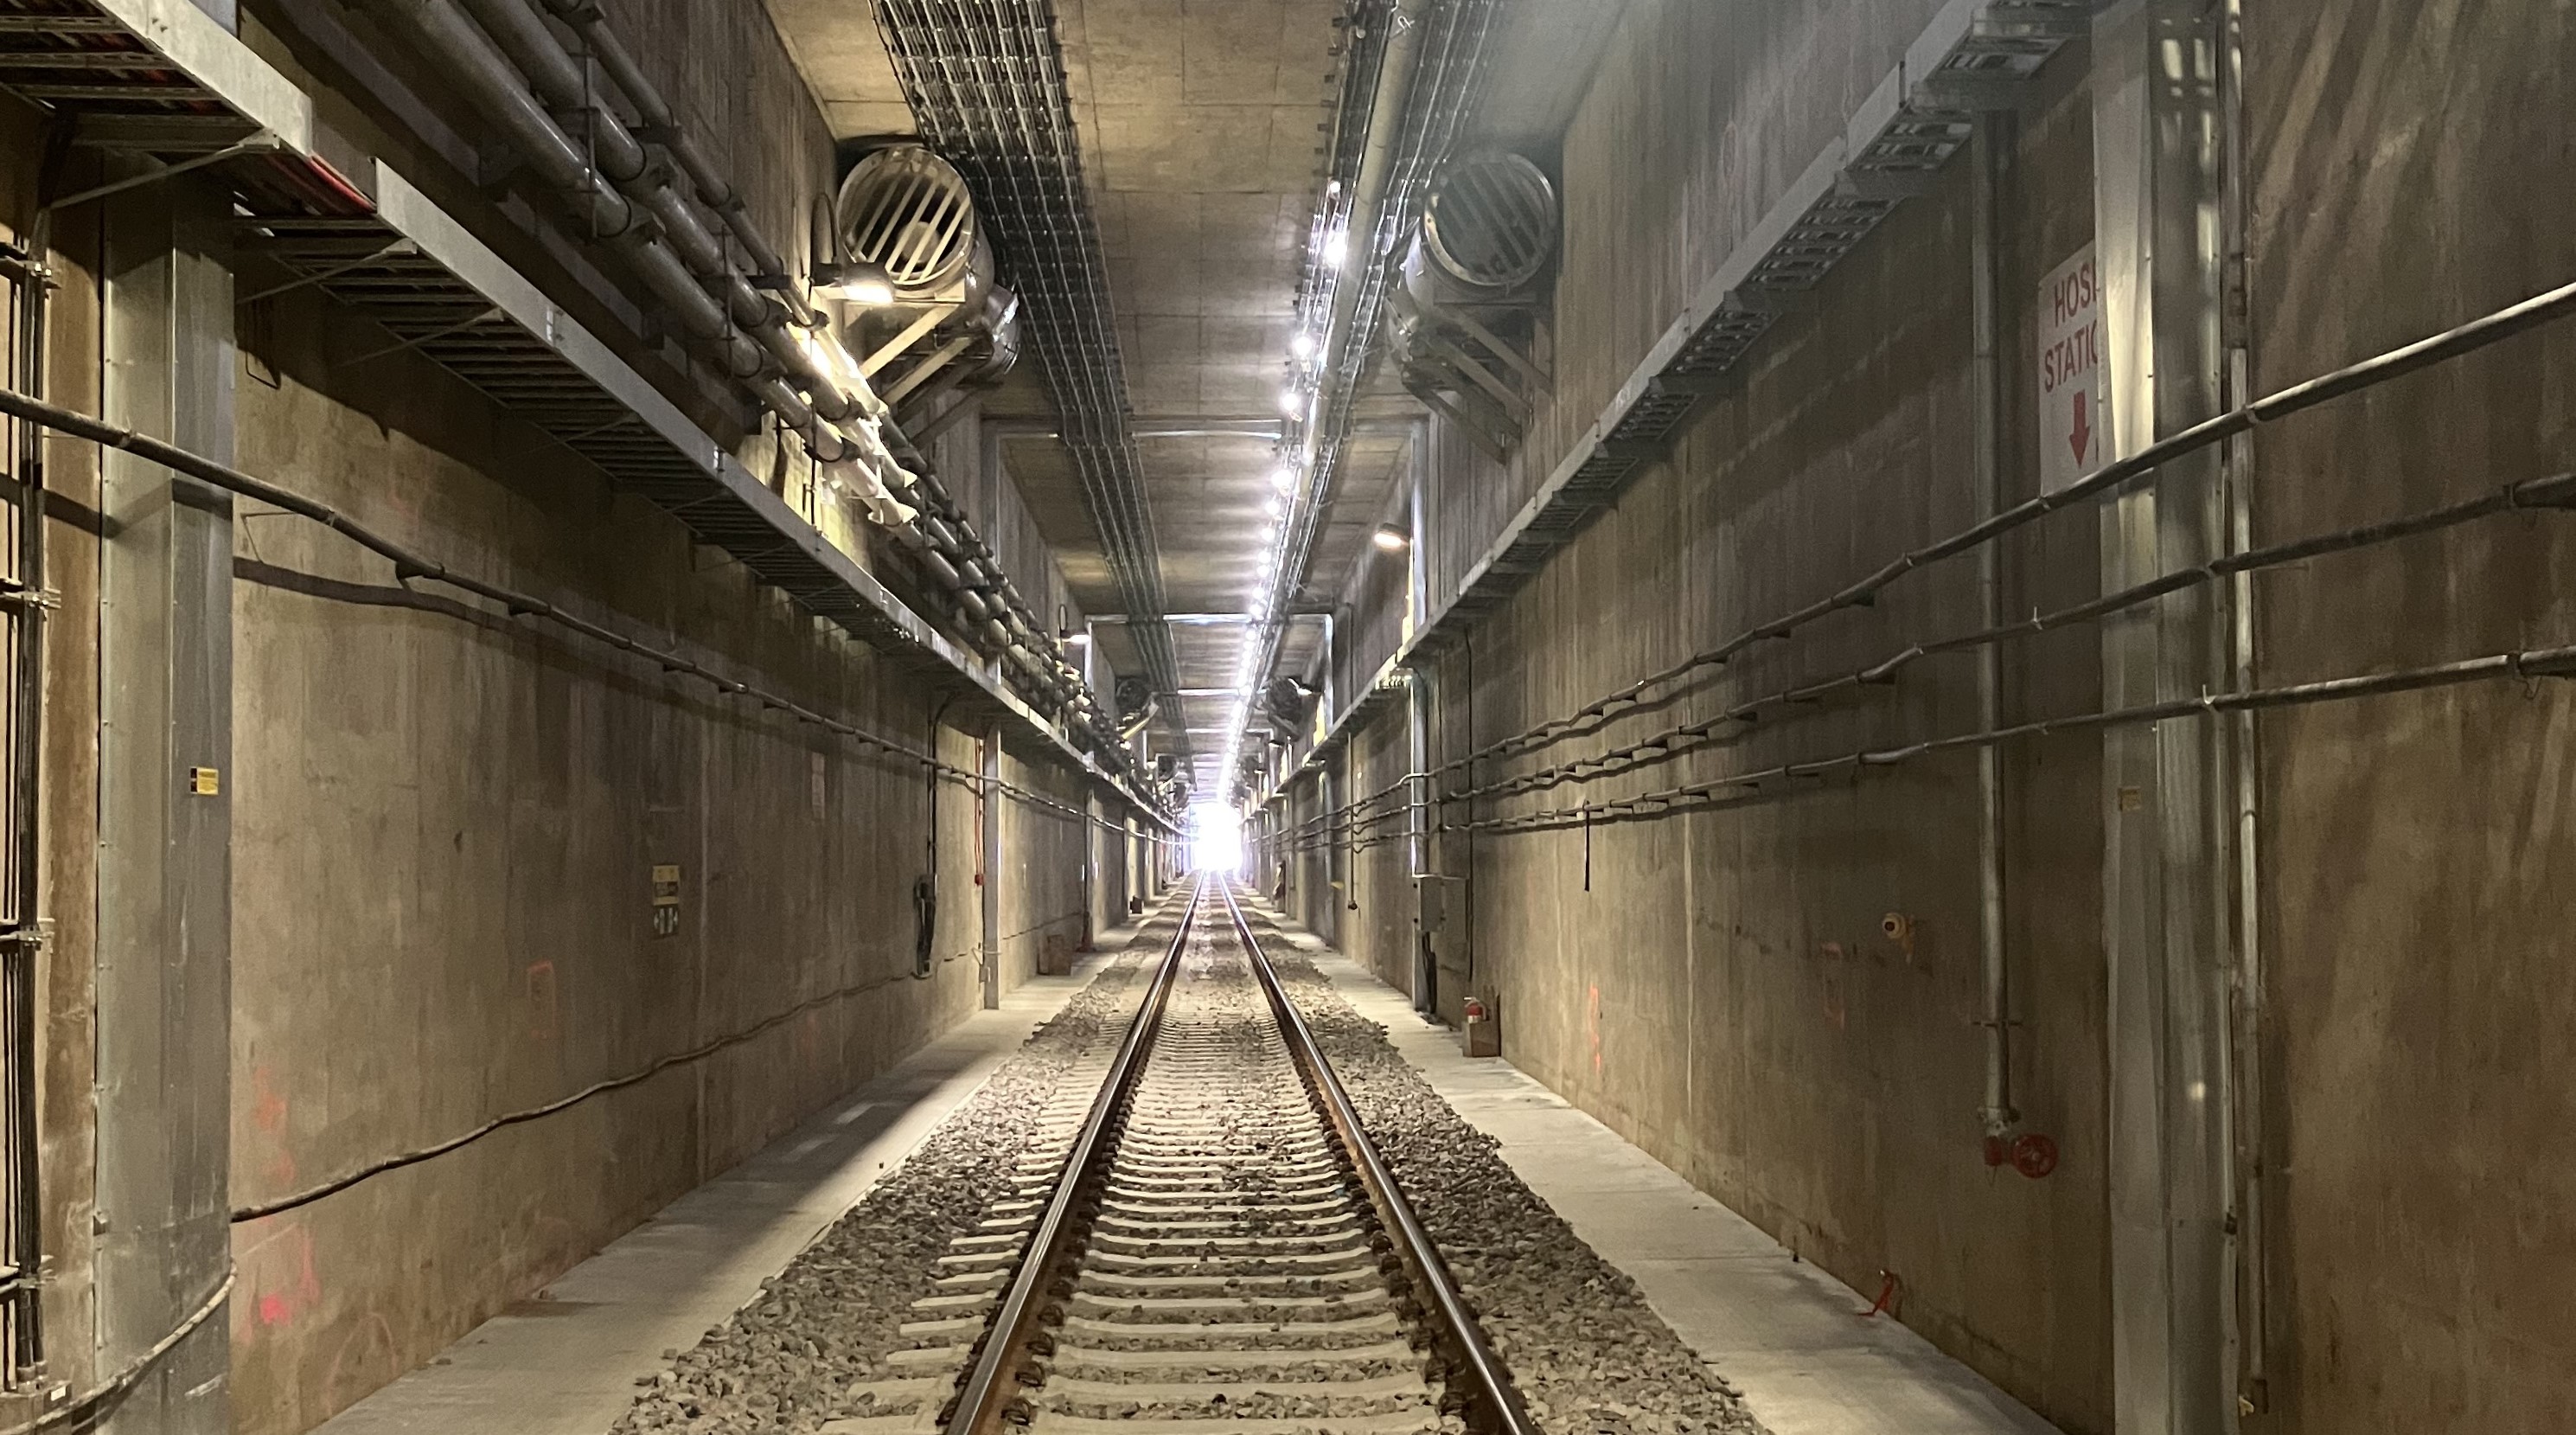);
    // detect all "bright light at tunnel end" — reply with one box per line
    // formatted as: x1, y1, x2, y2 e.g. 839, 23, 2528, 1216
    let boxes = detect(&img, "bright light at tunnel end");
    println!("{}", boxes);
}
1186, 802, 1244, 873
